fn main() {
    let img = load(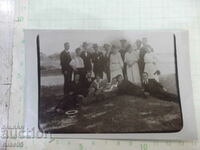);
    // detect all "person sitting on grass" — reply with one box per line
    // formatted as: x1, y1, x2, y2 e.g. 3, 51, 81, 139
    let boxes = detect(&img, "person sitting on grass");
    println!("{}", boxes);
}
142, 72, 178, 102
88, 75, 108, 96
82, 75, 107, 104
55, 74, 84, 113
116, 74, 148, 98
103, 77, 119, 92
